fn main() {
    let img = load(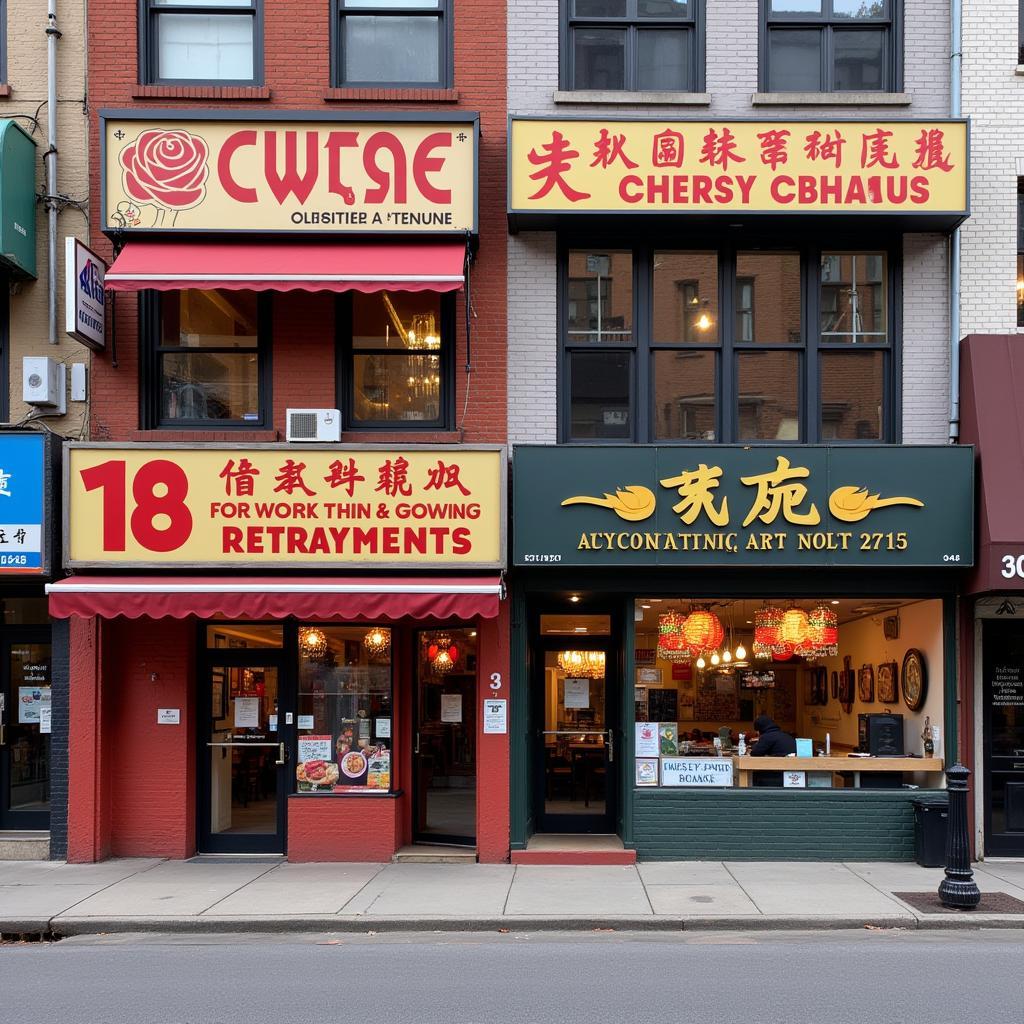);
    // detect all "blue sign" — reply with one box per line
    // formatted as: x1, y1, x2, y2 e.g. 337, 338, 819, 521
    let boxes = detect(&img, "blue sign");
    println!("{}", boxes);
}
0, 433, 46, 572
